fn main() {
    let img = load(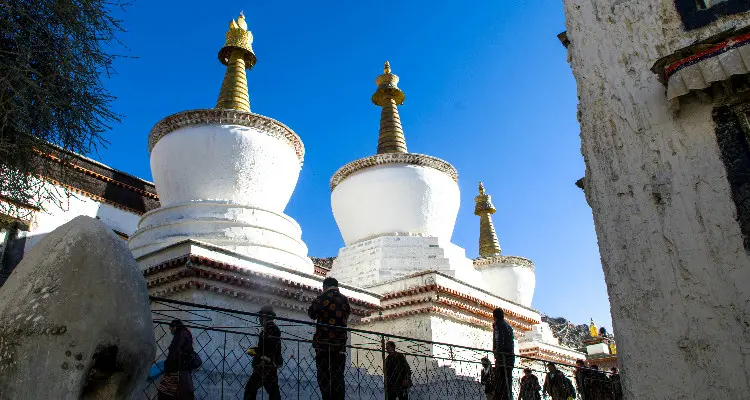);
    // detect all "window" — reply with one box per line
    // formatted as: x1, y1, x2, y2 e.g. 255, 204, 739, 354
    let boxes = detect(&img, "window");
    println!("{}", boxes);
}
675, 0, 750, 30
713, 102, 750, 251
